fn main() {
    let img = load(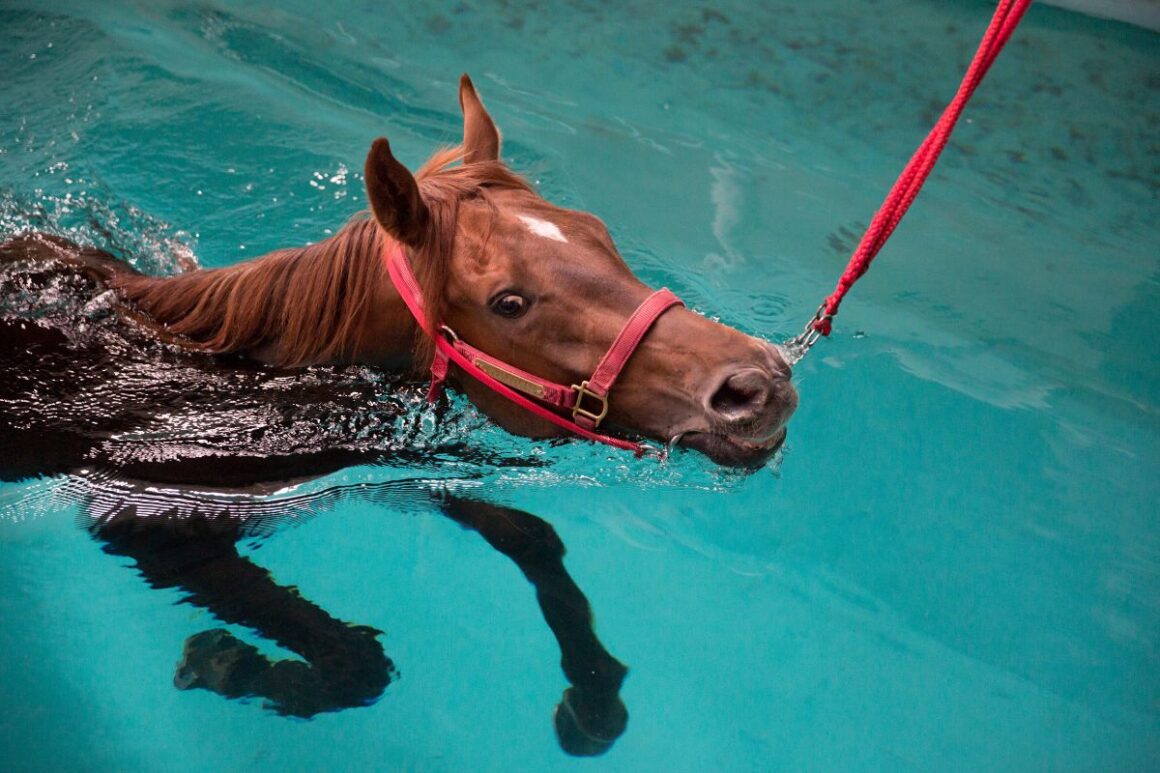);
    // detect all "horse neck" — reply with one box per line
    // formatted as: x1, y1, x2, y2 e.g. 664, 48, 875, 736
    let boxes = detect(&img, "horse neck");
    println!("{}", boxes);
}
114, 219, 419, 369
334, 253, 418, 369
